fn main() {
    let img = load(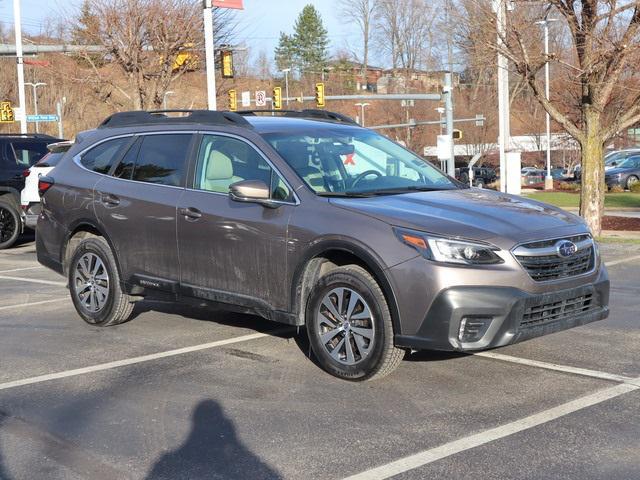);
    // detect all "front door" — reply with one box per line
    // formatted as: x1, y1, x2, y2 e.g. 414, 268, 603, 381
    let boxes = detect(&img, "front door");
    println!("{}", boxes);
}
177, 133, 296, 312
